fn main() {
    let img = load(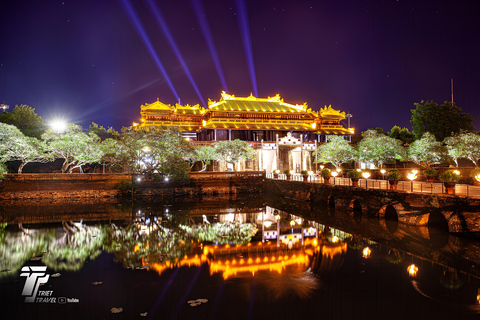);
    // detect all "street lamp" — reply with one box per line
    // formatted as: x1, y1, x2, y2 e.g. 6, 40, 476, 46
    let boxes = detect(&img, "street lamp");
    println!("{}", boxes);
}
407, 171, 417, 192
50, 119, 67, 133
362, 172, 370, 188
346, 112, 352, 128
380, 169, 386, 180
332, 171, 338, 185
